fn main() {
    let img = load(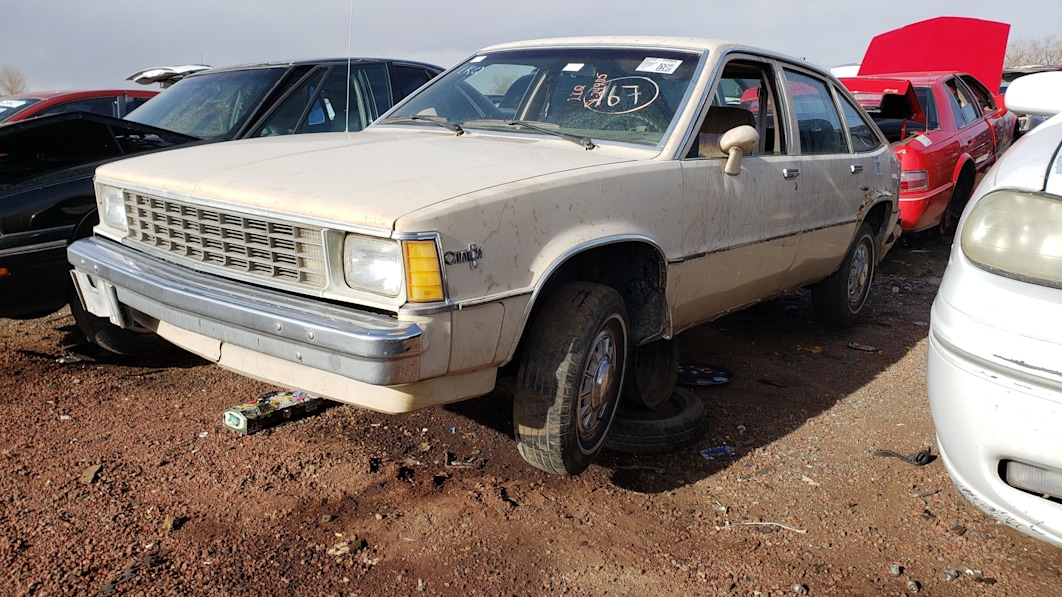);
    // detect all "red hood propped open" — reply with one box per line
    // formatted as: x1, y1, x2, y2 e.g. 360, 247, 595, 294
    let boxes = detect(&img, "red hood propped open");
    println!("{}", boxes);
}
858, 17, 1010, 91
